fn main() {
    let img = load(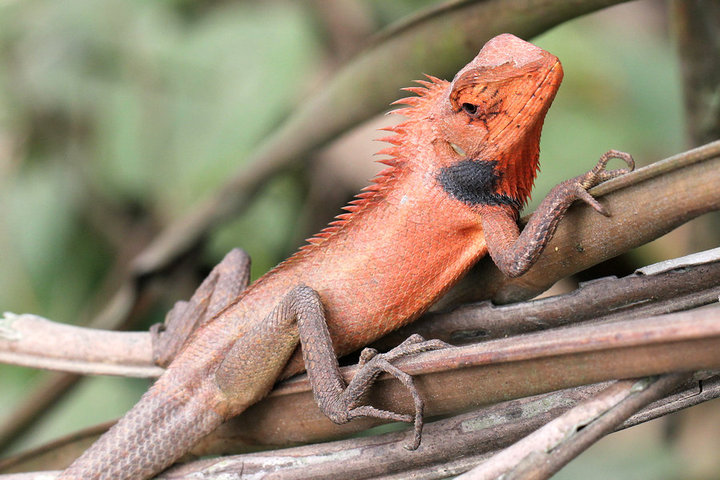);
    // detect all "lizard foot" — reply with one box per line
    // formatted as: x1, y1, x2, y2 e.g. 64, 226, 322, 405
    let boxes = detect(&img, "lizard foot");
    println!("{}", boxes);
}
573, 149, 634, 216
290, 286, 449, 450
346, 334, 451, 450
